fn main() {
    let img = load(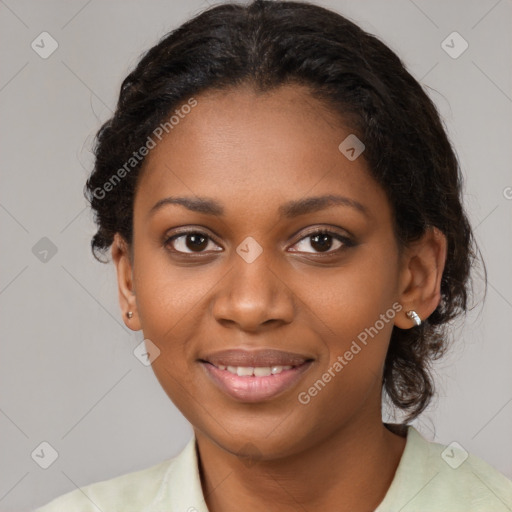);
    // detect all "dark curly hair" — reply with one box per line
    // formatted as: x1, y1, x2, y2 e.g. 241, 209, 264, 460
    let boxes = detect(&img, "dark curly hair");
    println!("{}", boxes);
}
85, 0, 485, 422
